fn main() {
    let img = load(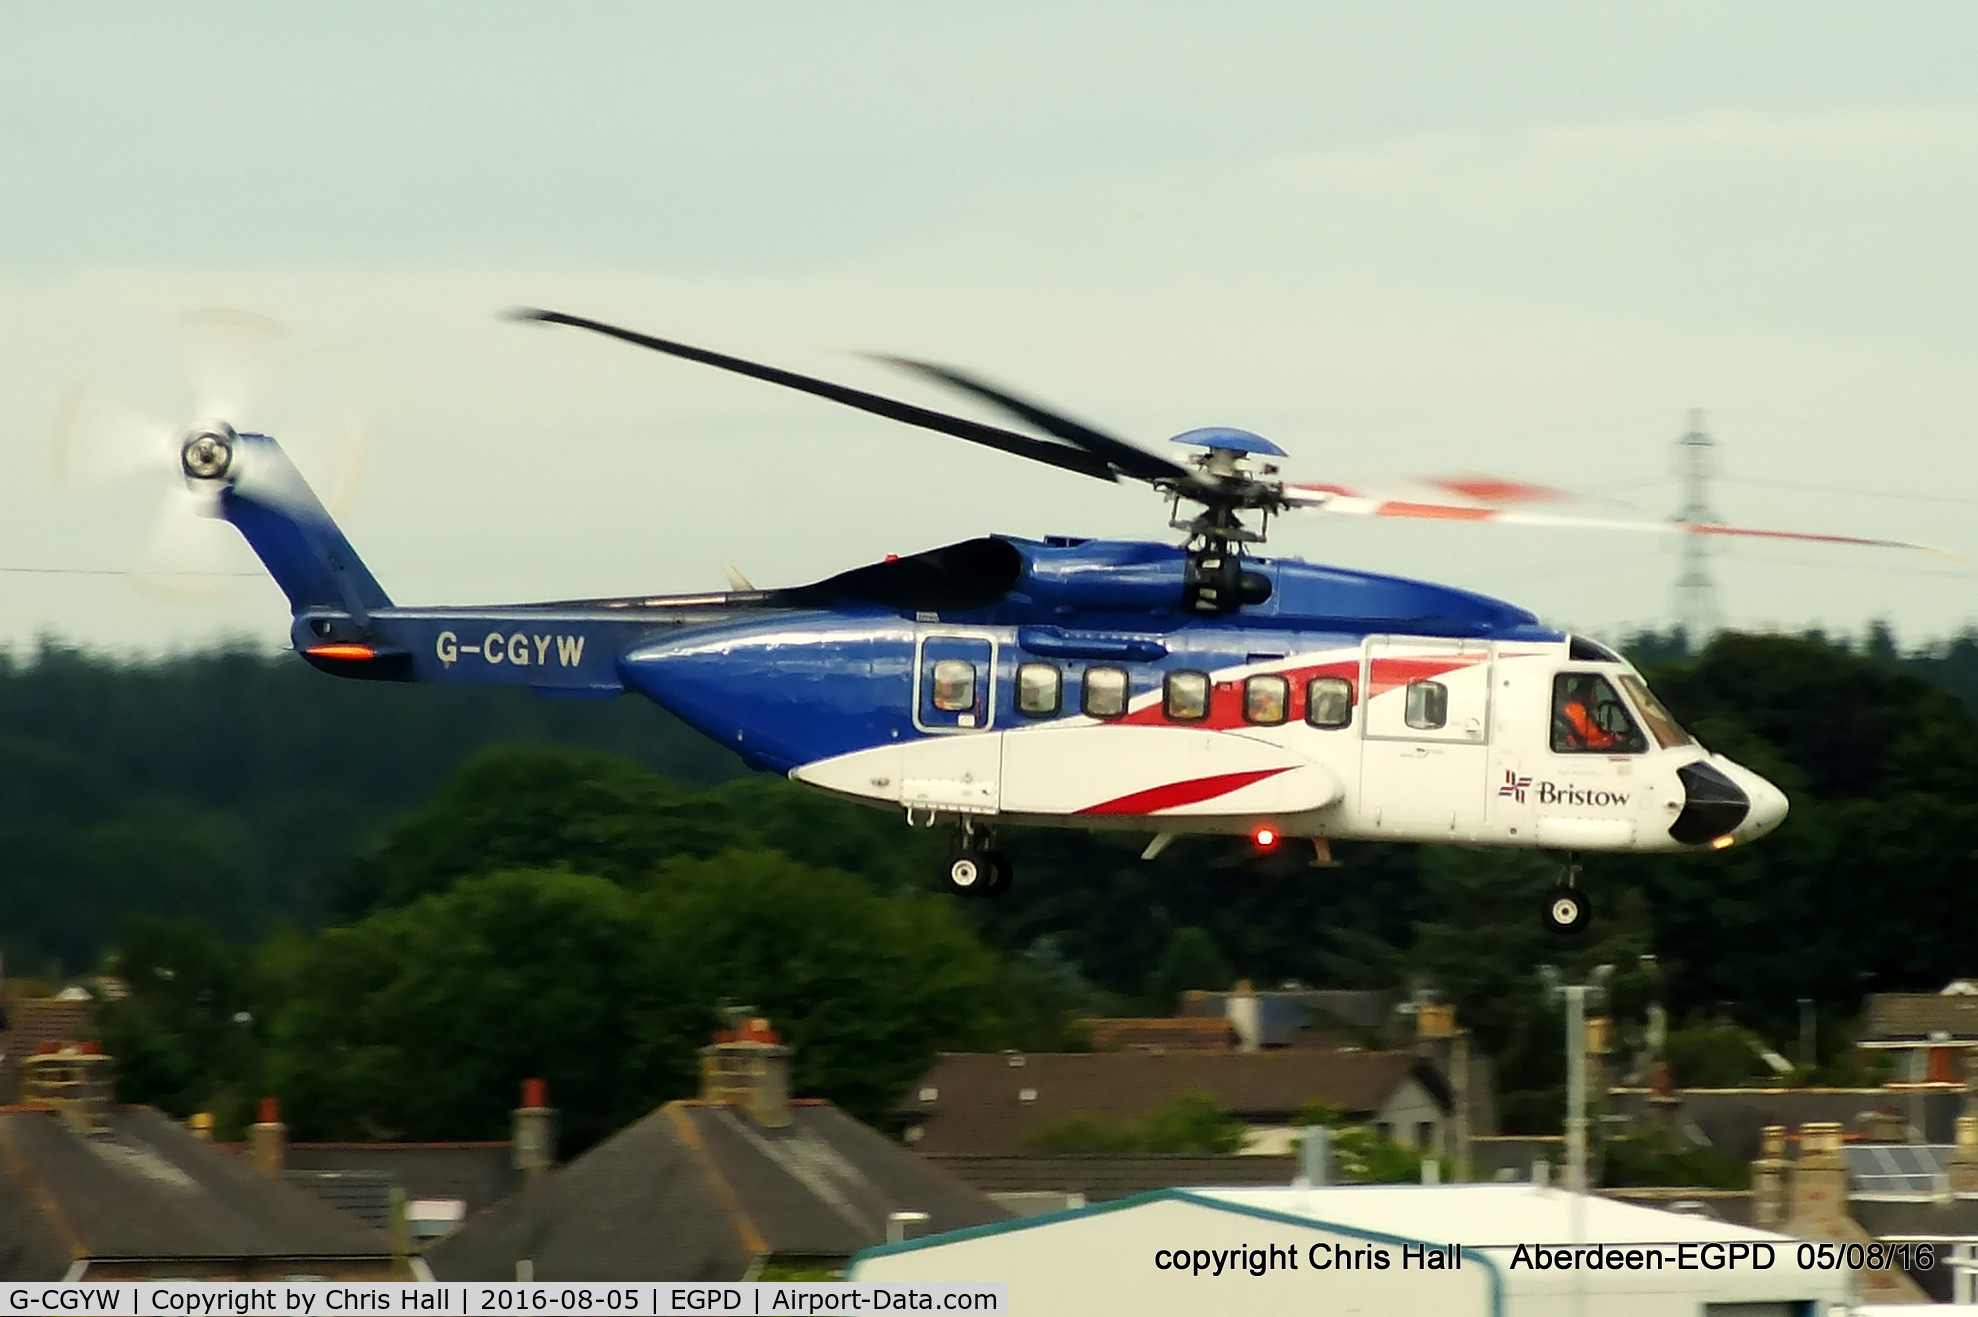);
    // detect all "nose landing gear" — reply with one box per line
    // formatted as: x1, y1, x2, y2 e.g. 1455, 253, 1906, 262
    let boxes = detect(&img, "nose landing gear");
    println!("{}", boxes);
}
1544, 859, 1591, 934
945, 819, 1011, 899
